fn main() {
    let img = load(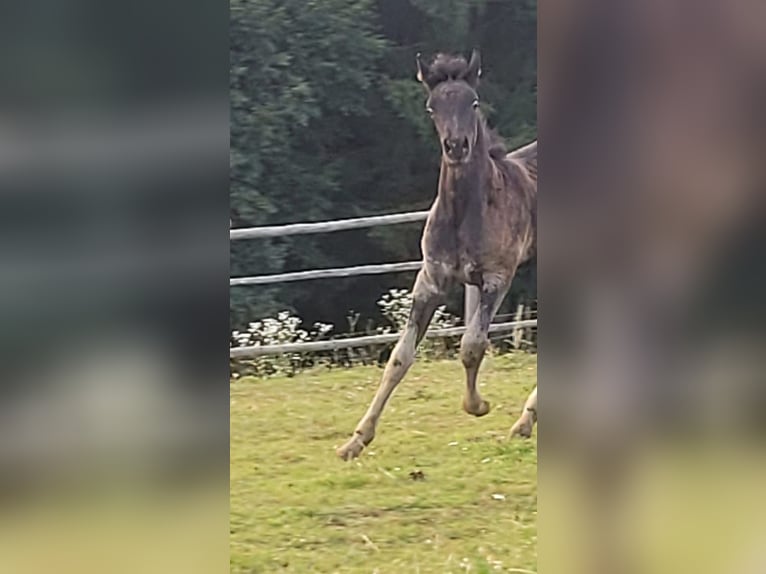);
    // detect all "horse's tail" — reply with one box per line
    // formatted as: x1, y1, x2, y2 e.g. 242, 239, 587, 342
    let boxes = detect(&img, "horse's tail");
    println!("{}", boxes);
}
506, 140, 537, 185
